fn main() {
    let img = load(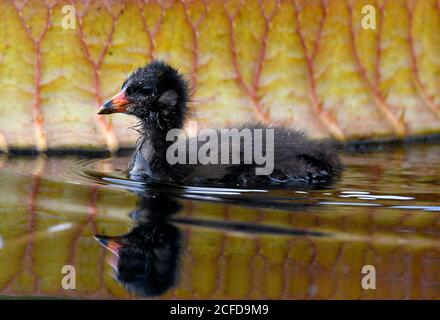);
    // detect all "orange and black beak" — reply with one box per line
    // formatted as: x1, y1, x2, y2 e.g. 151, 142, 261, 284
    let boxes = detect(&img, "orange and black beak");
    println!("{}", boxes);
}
94, 234, 123, 256
97, 91, 130, 115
